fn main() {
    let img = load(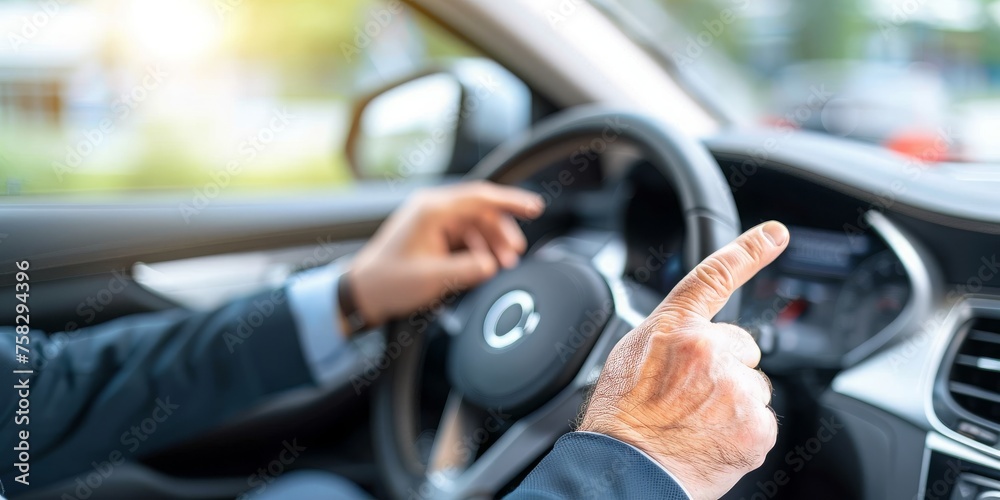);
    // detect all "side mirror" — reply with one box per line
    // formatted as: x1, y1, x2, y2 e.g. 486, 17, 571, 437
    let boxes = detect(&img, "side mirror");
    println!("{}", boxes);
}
345, 59, 531, 180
